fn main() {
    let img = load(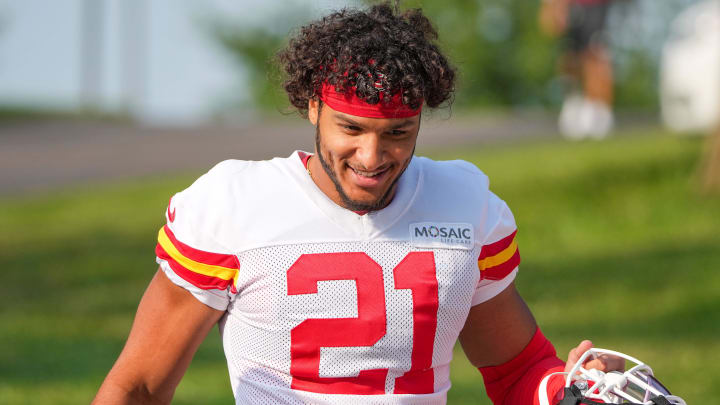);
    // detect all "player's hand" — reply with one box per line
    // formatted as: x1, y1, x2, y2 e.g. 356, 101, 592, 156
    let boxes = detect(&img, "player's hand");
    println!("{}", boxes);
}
564, 340, 625, 374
